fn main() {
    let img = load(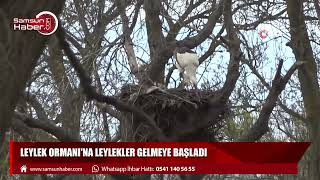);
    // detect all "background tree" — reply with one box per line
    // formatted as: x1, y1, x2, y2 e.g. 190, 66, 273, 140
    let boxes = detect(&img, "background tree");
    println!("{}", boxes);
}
0, 0, 319, 179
